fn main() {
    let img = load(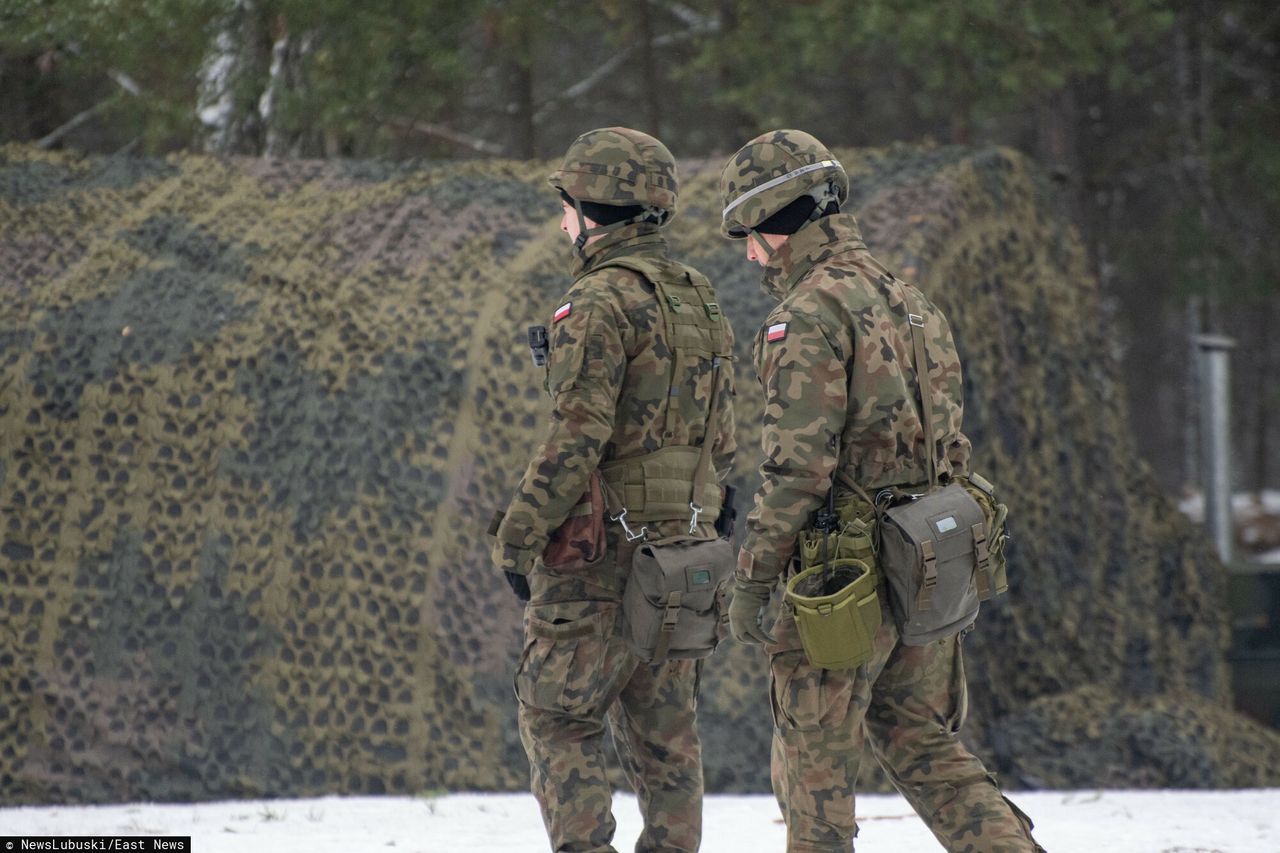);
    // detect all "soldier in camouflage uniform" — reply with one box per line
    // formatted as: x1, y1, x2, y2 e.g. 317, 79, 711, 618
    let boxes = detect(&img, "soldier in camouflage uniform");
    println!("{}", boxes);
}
491, 127, 736, 853
720, 130, 1043, 853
